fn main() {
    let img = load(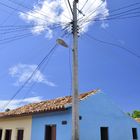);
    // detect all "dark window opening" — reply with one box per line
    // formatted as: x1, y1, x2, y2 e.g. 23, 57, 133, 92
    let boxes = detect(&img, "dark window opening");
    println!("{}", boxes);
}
17, 130, 24, 140
62, 121, 67, 125
0, 129, 3, 140
45, 125, 56, 140
5, 129, 12, 140
100, 127, 109, 140
132, 128, 138, 140
79, 116, 82, 120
